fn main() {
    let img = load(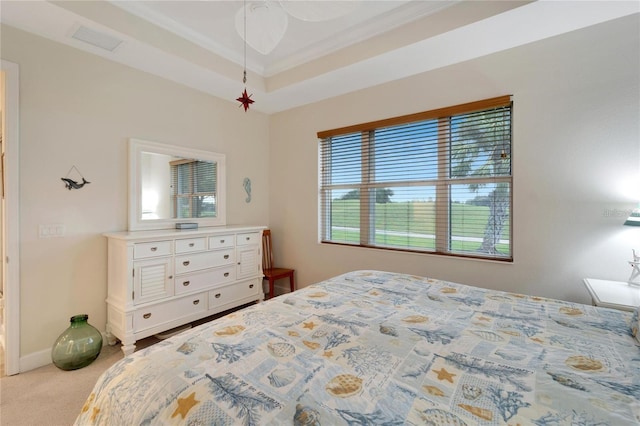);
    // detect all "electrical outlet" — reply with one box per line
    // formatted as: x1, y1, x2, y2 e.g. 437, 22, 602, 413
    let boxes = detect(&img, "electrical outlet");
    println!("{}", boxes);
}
39, 224, 65, 238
